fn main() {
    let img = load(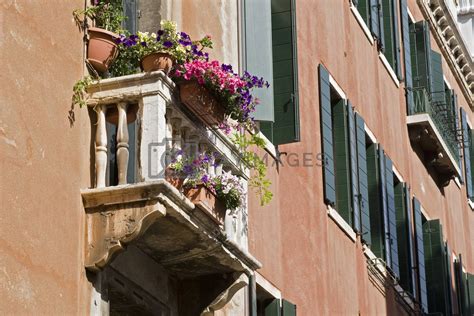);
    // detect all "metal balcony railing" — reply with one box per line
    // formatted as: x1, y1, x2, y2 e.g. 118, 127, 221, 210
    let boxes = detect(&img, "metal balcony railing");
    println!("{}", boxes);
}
412, 87, 460, 162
